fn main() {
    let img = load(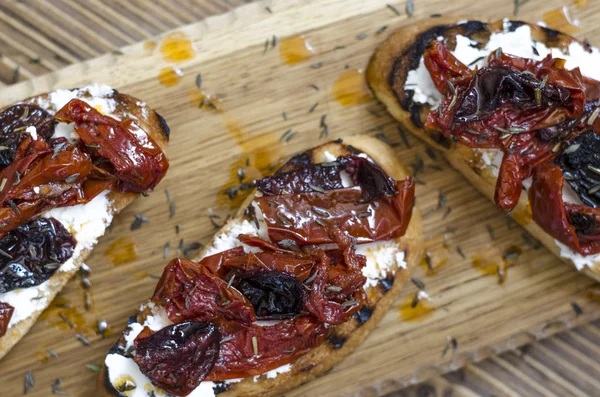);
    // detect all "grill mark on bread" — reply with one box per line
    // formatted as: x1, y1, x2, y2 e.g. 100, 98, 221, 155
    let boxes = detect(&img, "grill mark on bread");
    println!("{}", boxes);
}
355, 306, 373, 326
379, 276, 394, 292
327, 334, 348, 349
